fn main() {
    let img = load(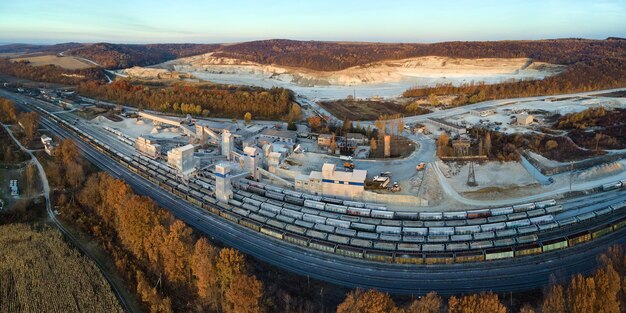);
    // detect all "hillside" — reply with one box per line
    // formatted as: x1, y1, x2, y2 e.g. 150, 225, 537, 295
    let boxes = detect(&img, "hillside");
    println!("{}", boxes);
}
65, 43, 221, 68
213, 38, 626, 71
